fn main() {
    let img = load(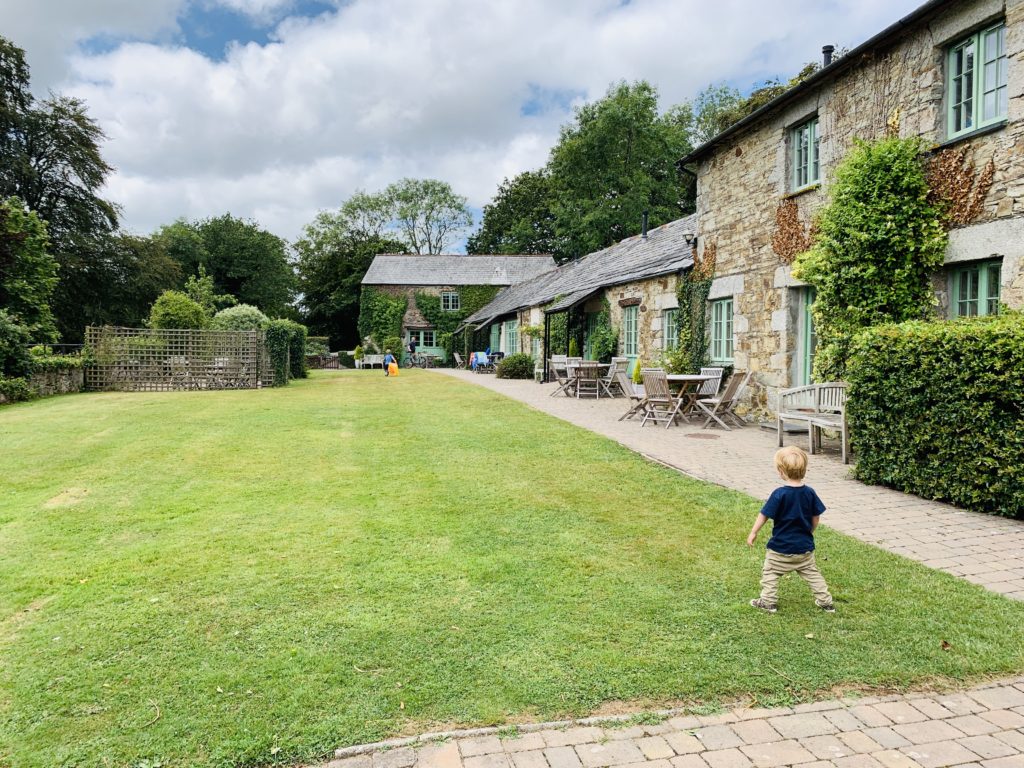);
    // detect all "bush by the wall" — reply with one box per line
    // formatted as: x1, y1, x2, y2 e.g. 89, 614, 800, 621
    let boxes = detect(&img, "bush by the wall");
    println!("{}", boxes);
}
496, 352, 535, 379
264, 320, 292, 386
0, 376, 33, 403
847, 313, 1024, 518
149, 290, 209, 329
0, 310, 33, 378
382, 336, 403, 356
338, 352, 354, 368
306, 335, 330, 356
210, 304, 269, 330
282, 320, 309, 379
29, 351, 83, 372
